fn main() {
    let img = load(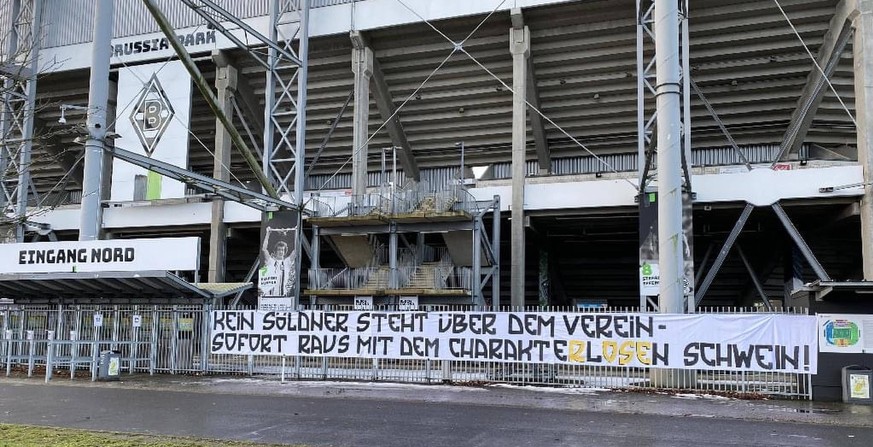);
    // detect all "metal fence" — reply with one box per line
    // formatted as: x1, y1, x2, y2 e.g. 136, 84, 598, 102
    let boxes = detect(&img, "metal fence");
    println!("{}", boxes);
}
0, 304, 812, 399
